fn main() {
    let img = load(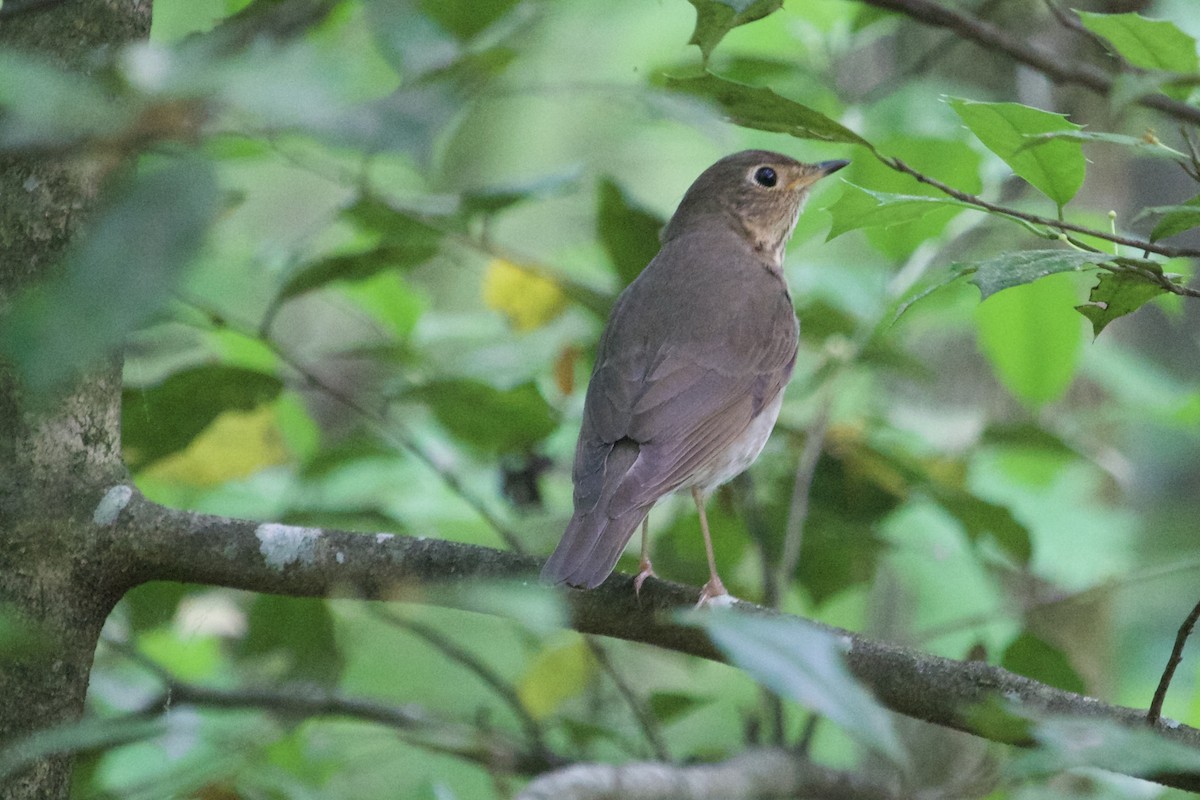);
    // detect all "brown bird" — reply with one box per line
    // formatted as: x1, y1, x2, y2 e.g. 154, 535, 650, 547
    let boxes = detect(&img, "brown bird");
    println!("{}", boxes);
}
541, 150, 848, 604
